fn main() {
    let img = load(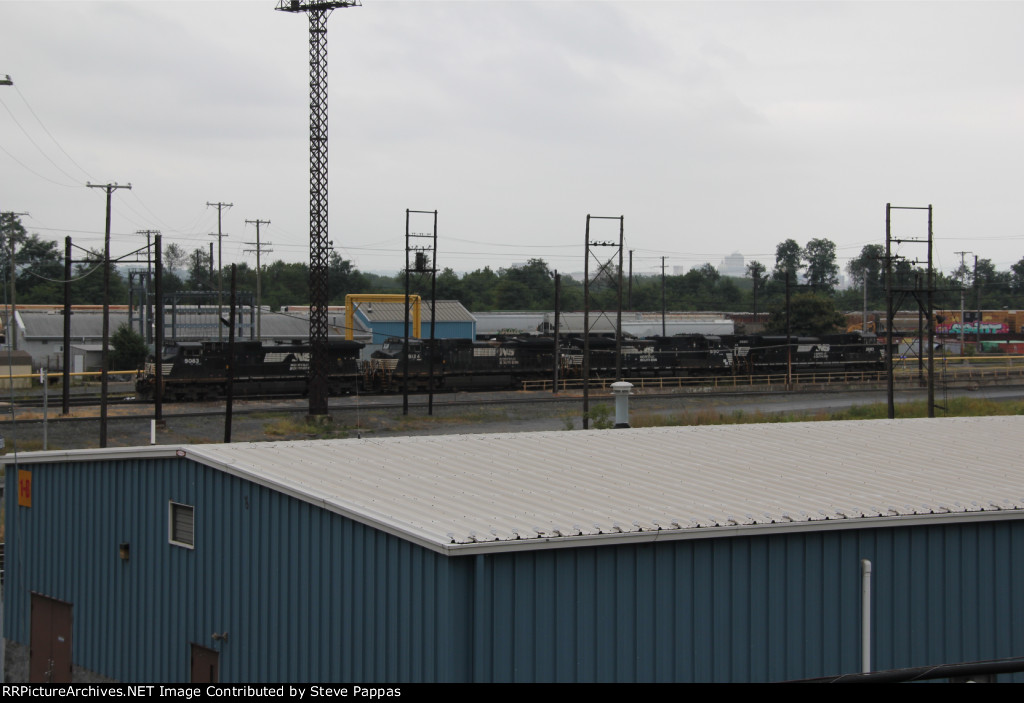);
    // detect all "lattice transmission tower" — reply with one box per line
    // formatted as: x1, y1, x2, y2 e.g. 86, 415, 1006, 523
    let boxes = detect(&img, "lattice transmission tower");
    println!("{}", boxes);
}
276, 0, 360, 416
